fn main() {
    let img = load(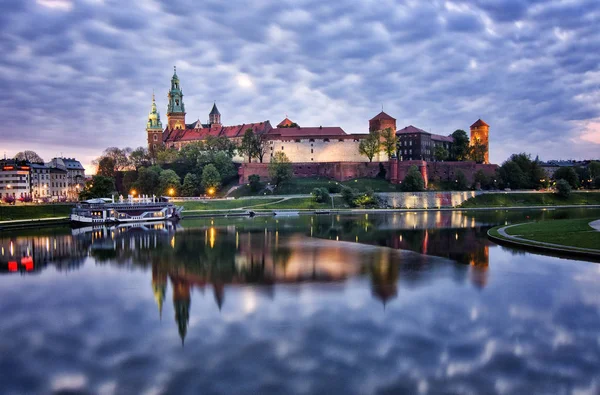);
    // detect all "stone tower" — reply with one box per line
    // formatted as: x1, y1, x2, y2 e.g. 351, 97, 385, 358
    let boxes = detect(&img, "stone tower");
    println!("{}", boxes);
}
167, 66, 186, 130
470, 119, 490, 164
369, 111, 396, 133
209, 103, 221, 126
146, 92, 164, 153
